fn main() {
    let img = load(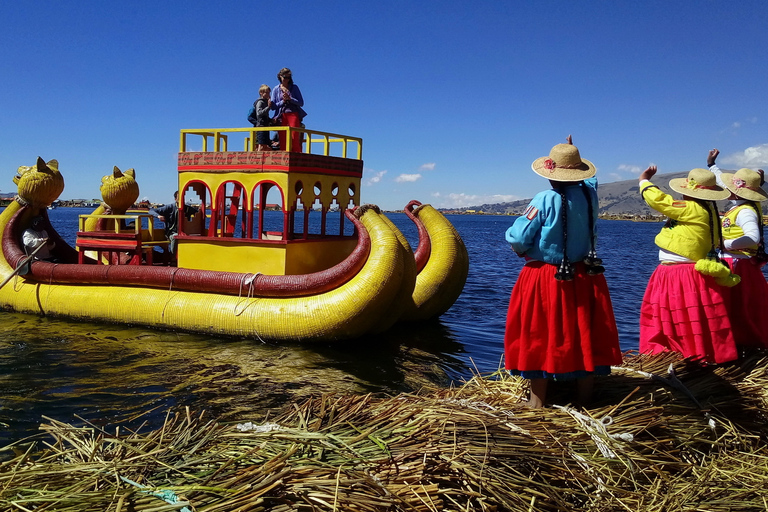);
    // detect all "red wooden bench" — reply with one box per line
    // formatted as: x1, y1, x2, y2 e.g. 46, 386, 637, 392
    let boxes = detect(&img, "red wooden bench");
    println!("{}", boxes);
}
76, 231, 168, 265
